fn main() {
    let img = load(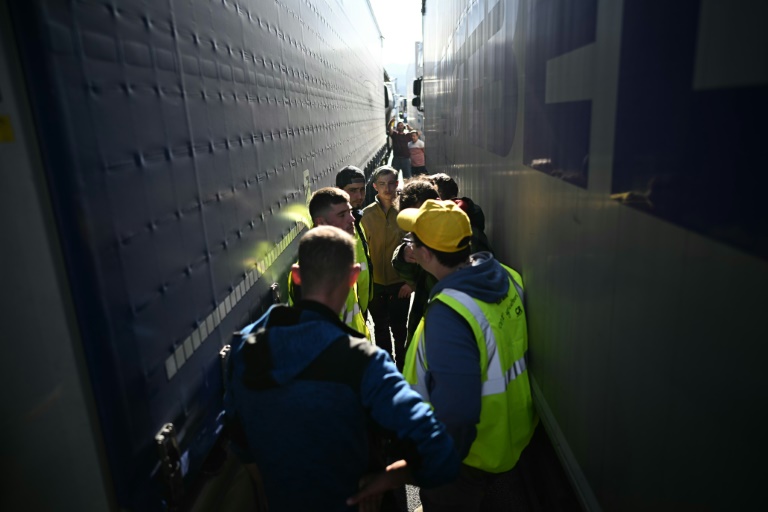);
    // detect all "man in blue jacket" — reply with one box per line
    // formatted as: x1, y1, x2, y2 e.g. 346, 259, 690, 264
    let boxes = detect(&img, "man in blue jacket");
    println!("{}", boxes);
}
224, 225, 460, 511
